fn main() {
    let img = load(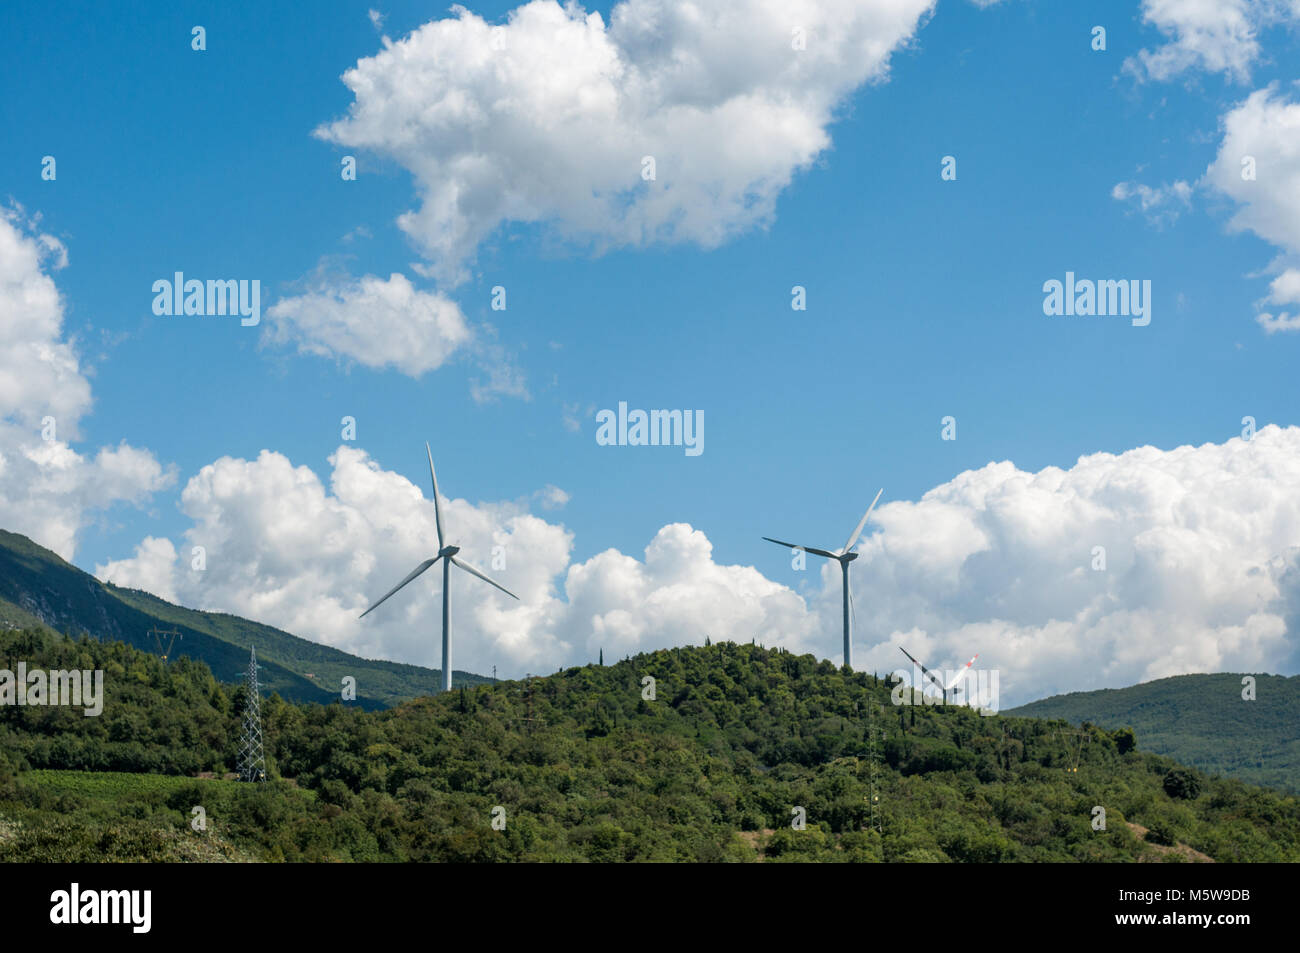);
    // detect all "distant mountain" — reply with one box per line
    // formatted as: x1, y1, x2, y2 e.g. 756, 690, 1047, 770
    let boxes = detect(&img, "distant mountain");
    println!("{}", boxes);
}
0, 529, 489, 707
1006, 673, 1300, 794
